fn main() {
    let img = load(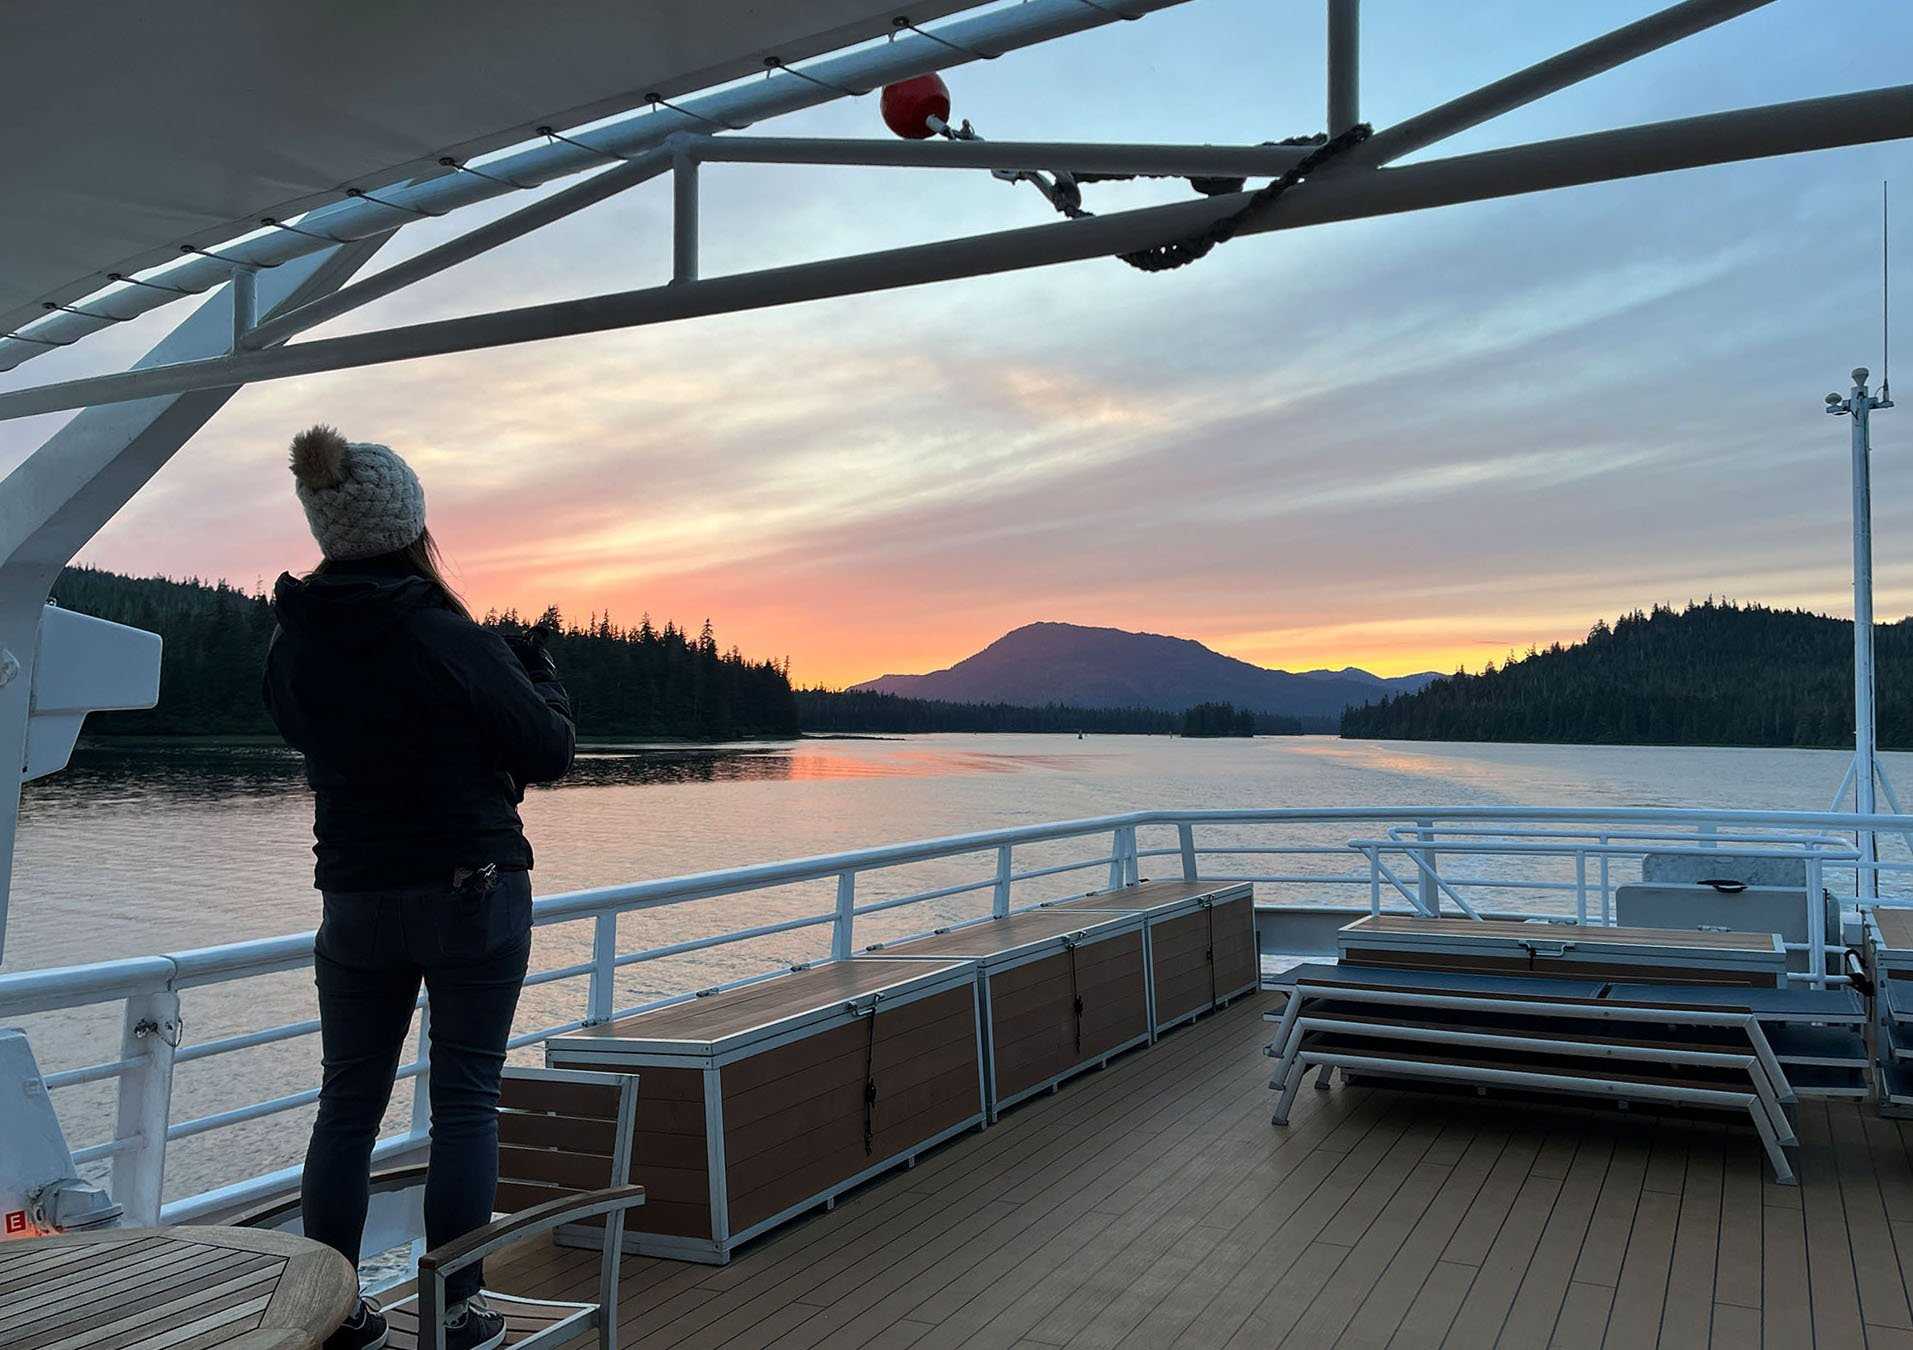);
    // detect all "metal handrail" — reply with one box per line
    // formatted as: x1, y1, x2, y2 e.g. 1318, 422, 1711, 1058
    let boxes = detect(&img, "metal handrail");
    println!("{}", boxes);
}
7, 800, 1909, 1225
